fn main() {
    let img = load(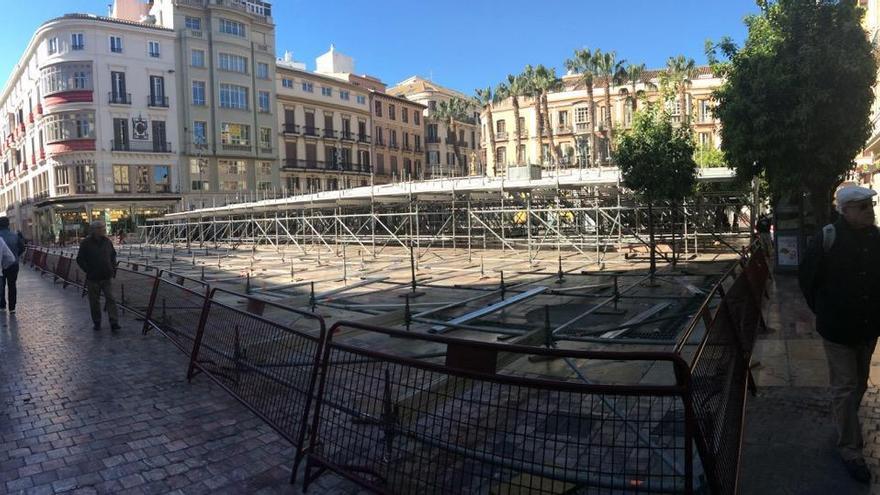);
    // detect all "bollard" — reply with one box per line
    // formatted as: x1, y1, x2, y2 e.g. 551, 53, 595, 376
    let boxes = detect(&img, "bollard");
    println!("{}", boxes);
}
556, 255, 565, 284
245, 273, 251, 294
544, 305, 554, 348
201, 266, 205, 281
500, 271, 506, 301
192, 252, 196, 266
404, 294, 411, 332
309, 281, 316, 312
613, 275, 620, 311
